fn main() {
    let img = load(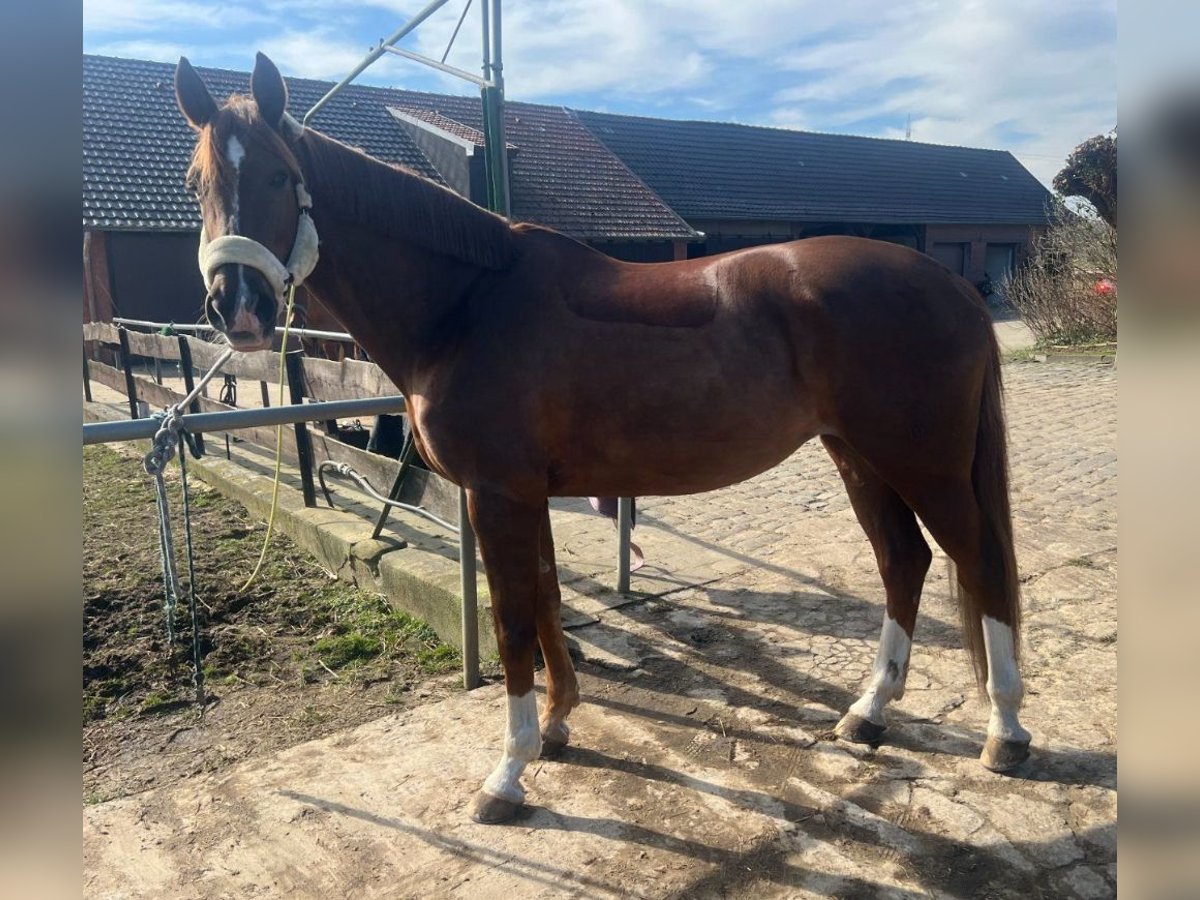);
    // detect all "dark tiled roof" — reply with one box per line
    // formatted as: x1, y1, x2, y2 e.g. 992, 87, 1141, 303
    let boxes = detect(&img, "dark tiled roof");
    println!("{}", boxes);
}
83, 54, 696, 240
574, 110, 1052, 225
